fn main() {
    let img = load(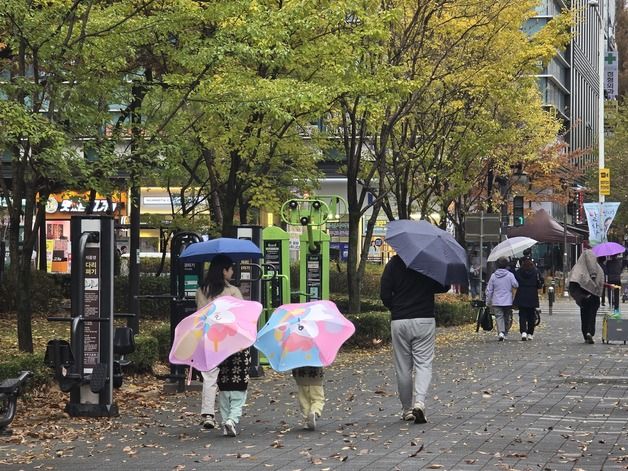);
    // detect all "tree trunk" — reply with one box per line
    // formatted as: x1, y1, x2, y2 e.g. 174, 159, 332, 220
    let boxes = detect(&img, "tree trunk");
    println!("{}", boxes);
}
16, 255, 34, 352
346, 210, 362, 313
